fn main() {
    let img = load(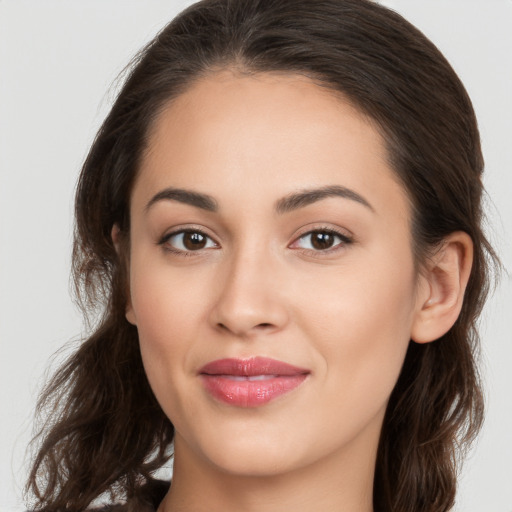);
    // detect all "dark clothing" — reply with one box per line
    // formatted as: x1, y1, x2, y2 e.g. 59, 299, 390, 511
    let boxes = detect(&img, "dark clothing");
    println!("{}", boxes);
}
93, 480, 170, 512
